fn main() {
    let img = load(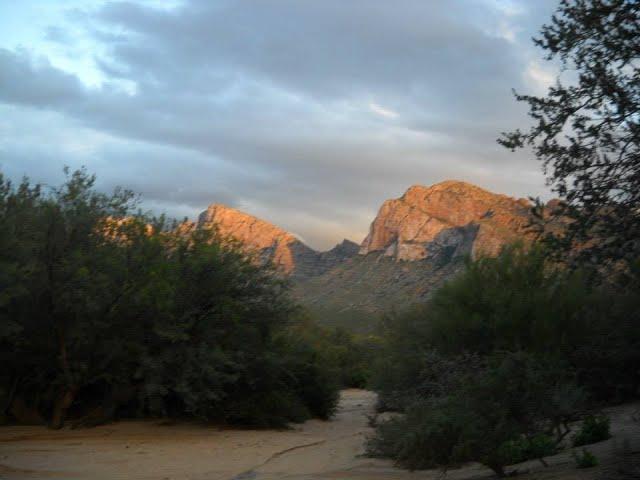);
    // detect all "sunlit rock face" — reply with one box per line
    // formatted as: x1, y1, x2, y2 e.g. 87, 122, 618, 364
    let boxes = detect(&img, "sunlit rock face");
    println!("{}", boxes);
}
194, 181, 539, 278
359, 180, 534, 261
196, 204, 359, 277
198, 204, 302, 273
